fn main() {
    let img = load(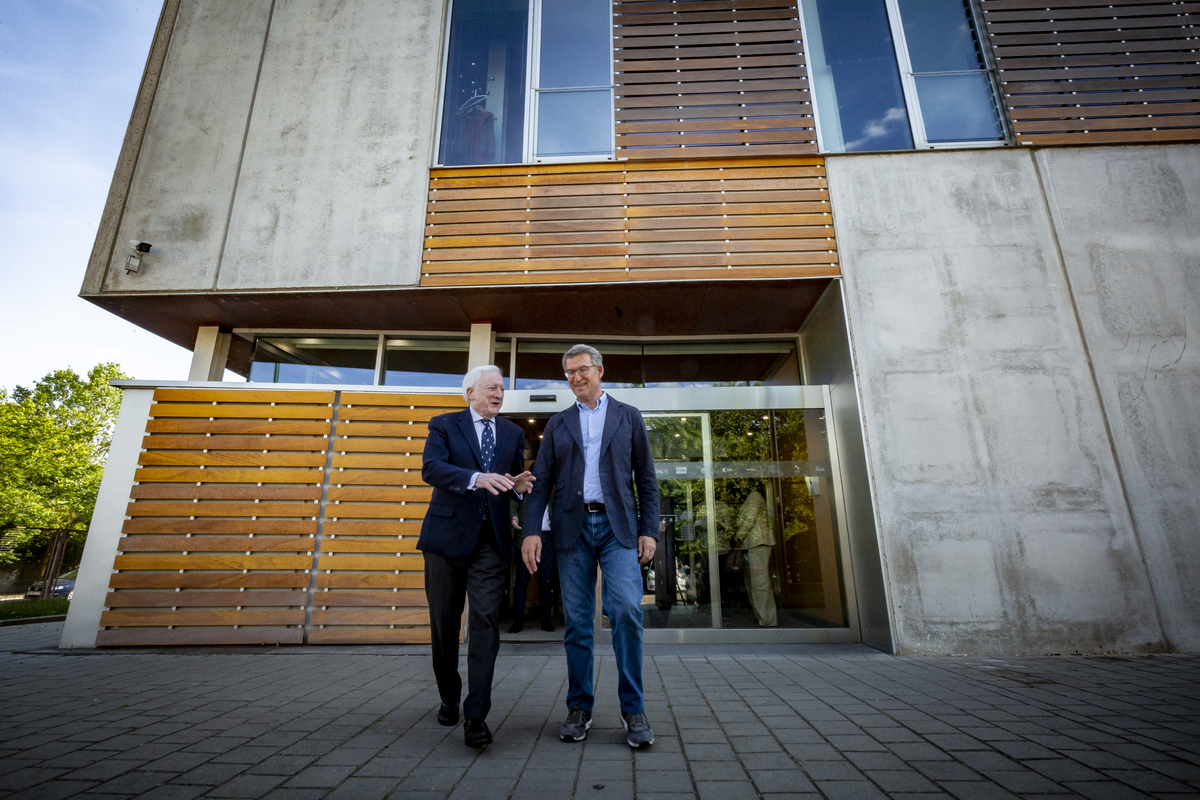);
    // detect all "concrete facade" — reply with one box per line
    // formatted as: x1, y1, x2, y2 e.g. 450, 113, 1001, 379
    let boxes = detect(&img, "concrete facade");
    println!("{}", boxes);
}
1037, 145, 1200, 652
85, 0, 443, 295
828, 146, 1197, 655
